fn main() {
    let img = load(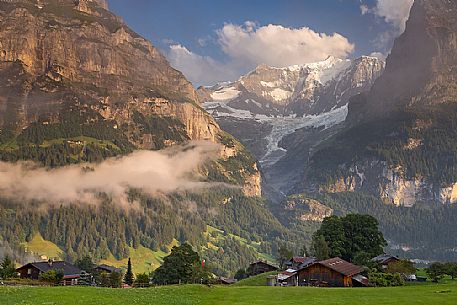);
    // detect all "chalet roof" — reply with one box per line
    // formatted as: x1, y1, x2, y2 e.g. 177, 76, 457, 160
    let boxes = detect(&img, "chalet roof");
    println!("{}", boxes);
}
17, 261, 82, 278
289, 257, 306, 264
352, 274, 369, 286
278, 269, 297, 281
314, 257, 364, 277
249, 260, 278, 269
298, 257, 316, 268
372, 254, 399, 264
96, 264, 122, 273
